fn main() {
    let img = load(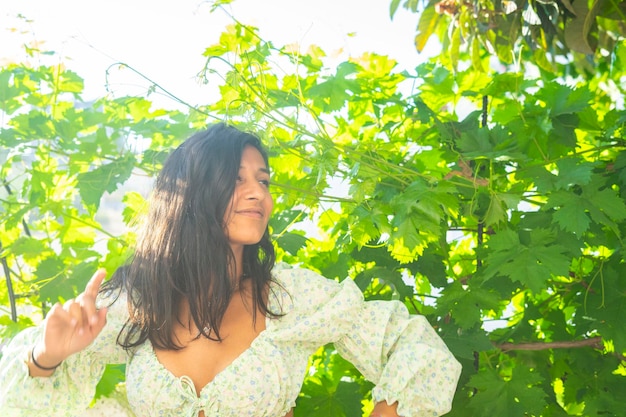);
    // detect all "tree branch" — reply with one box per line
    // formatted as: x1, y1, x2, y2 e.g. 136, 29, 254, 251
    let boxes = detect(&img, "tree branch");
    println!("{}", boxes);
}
496, 337, 603, 351
0, 239, 17, 322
